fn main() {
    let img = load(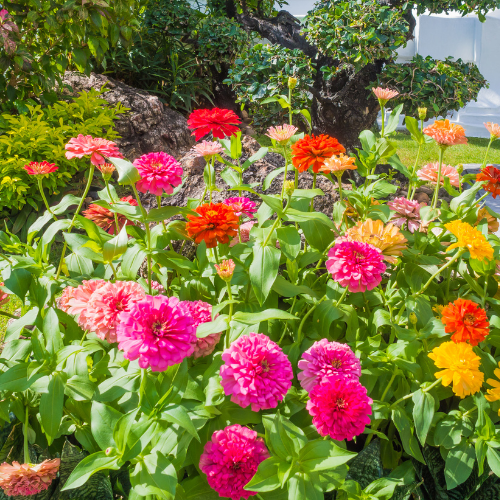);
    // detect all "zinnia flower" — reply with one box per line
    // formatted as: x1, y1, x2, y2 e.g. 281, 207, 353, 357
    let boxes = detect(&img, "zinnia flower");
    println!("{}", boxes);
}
98, 162, 116, 181
220, 332, 293, 411
476, 165, 500, 198
199, 424, 269, 500
117, 295, 196, 371
441, 298, 489, 346
484, 122, 500, 140
445, 220, 493, 262
306, 376, 372, 441
83, 196, 138, 235
56, 285, 75, 312
319, 154, 357, 175
0, 459, 60, 497
186, 203, 239, 248
476, 206, 499, 233
266, 124, 298, 144
223, 197, 257, 218
372, 87, 399, 104
485, 363, 500, 413
150, 280, 166, 295
215, 259, 236, 281
423, 119, 468, 147
133, 152, 183, 196
65, 135, 123, 166
187, 108, 241, 140
191, 141, 223, 159
428, 341, 484, 398
0, 283, 9, 307
81, 281, 145, 343
182, 300, 221, 358
327, 241, 386, 293
230, 221, 256, 247
343, 218, 408, 264
291, 134, 345, 173
298, 339, 361, 392
66, 279, 106, 317
23, 161, 58, 176
417, 162, 460, 187
387, 197, 426, 233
